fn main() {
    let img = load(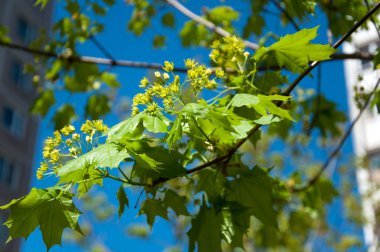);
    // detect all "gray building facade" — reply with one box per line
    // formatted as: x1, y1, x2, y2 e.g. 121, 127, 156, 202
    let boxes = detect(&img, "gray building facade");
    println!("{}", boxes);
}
0, 1, 53, 251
